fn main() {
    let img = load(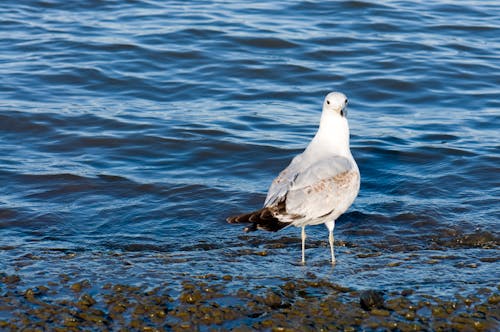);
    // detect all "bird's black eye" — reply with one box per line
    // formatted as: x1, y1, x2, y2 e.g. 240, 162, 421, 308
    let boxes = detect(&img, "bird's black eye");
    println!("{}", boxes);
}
327, 100, 330, 105
345, 98, 348, 104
